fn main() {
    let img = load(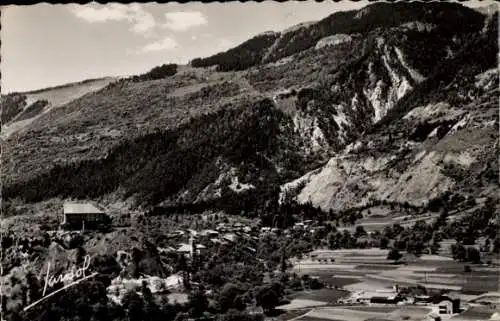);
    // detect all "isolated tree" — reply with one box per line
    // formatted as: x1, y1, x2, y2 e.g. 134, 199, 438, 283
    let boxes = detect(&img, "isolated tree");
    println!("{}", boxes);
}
355, 225, 367, 238
25, 272, 41, 305
328, 208, 335, 221
327, 232, 338, 249
493, 236, 500, 254
430, 239, 441, 255
451, 243, 467, 262
218, 283, 242, 312
466, 247, 481, 264
280, 256, 287, 273
387, 248, 403, 262
379, 236, 390, 249
122, 290, 144, 321
349, 212, 358, 226
188, 287, 208, 318
255, 286, 279, 314
309, 278, 324, 290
